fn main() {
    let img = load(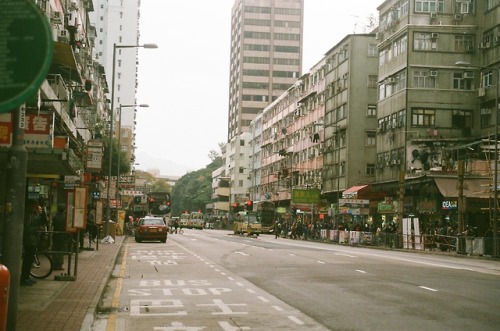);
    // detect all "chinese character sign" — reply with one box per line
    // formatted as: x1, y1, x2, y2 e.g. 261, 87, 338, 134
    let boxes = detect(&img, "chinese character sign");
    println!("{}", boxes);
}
24, 112, 54, 148
292, 189, 321, 204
